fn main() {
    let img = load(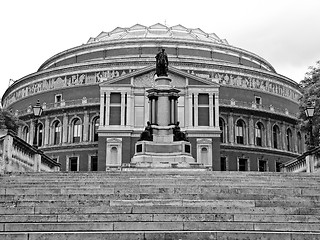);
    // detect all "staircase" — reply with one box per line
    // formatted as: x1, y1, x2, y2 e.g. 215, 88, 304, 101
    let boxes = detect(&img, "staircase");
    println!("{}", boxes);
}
1, 171, 320, 240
